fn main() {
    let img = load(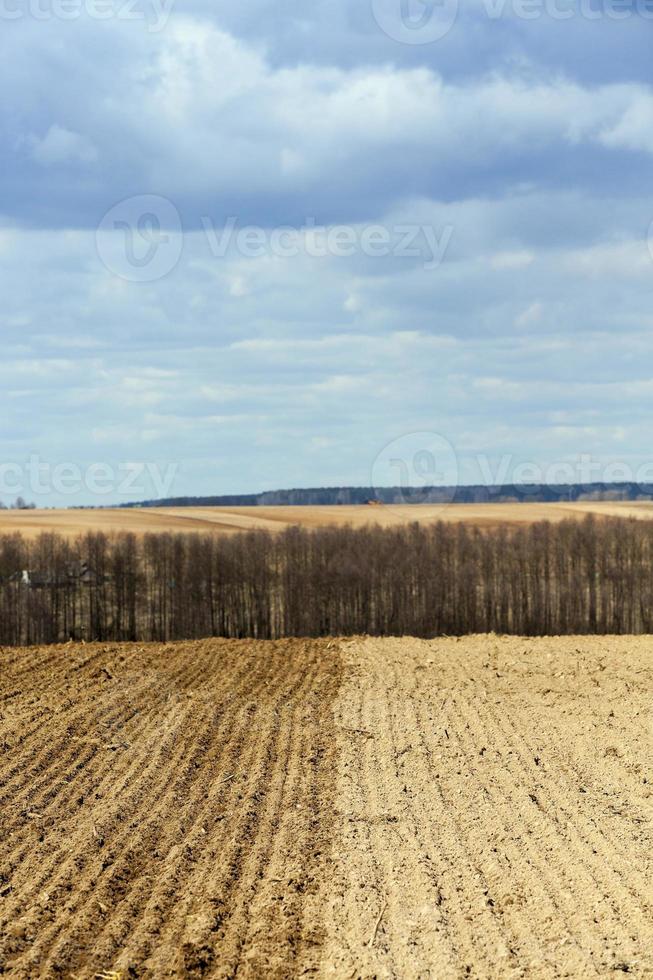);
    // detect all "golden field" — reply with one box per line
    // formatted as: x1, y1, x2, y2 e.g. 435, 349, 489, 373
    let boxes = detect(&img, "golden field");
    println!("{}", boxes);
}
1, 499, 653, 538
